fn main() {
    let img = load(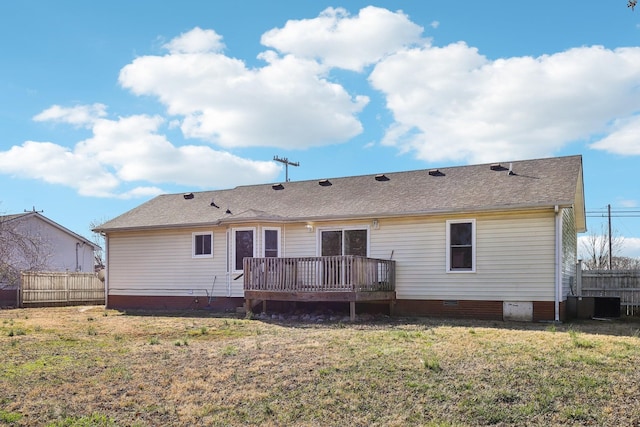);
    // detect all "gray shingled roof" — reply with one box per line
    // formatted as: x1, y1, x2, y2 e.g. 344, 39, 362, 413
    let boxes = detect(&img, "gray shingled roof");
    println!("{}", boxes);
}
96, 155, 585, 232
